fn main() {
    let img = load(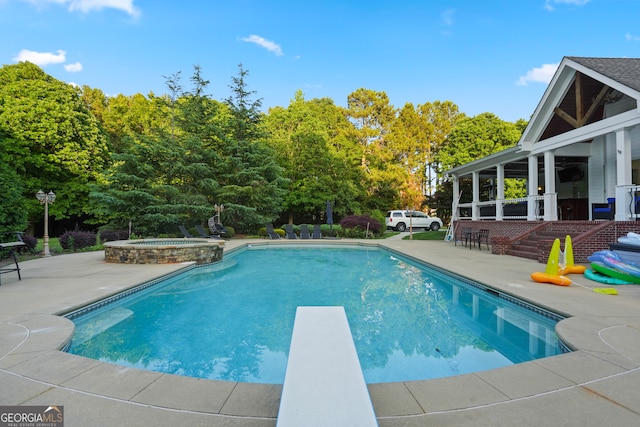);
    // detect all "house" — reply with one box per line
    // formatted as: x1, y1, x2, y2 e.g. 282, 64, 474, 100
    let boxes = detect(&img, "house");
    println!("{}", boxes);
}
446, 57, 640, 262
